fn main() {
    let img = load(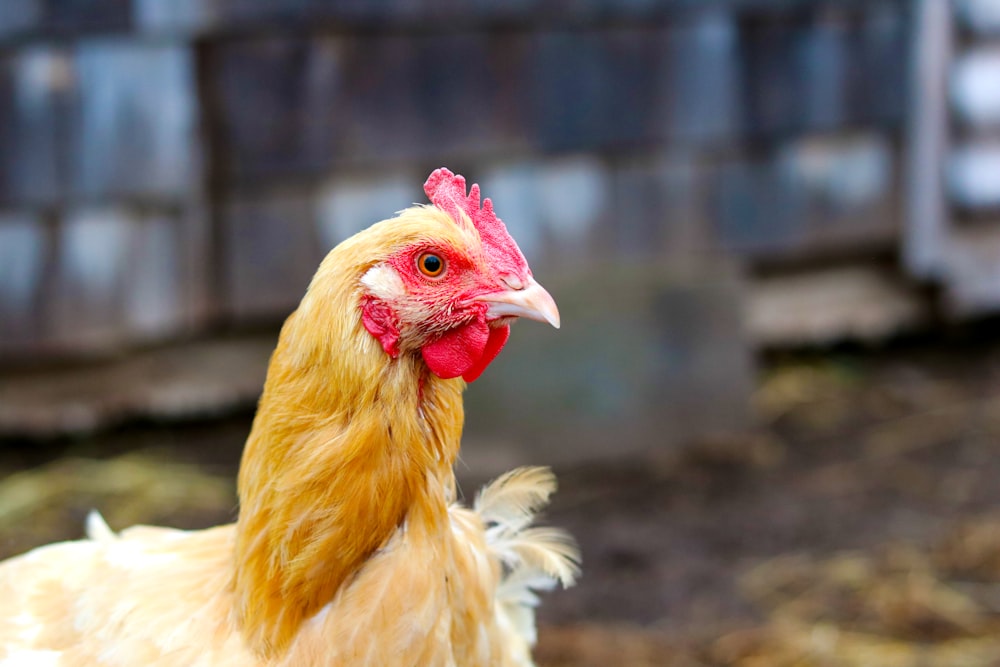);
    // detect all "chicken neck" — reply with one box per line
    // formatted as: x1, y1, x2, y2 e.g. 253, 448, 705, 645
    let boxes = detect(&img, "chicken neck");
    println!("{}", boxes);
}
232, 273, 466, 657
